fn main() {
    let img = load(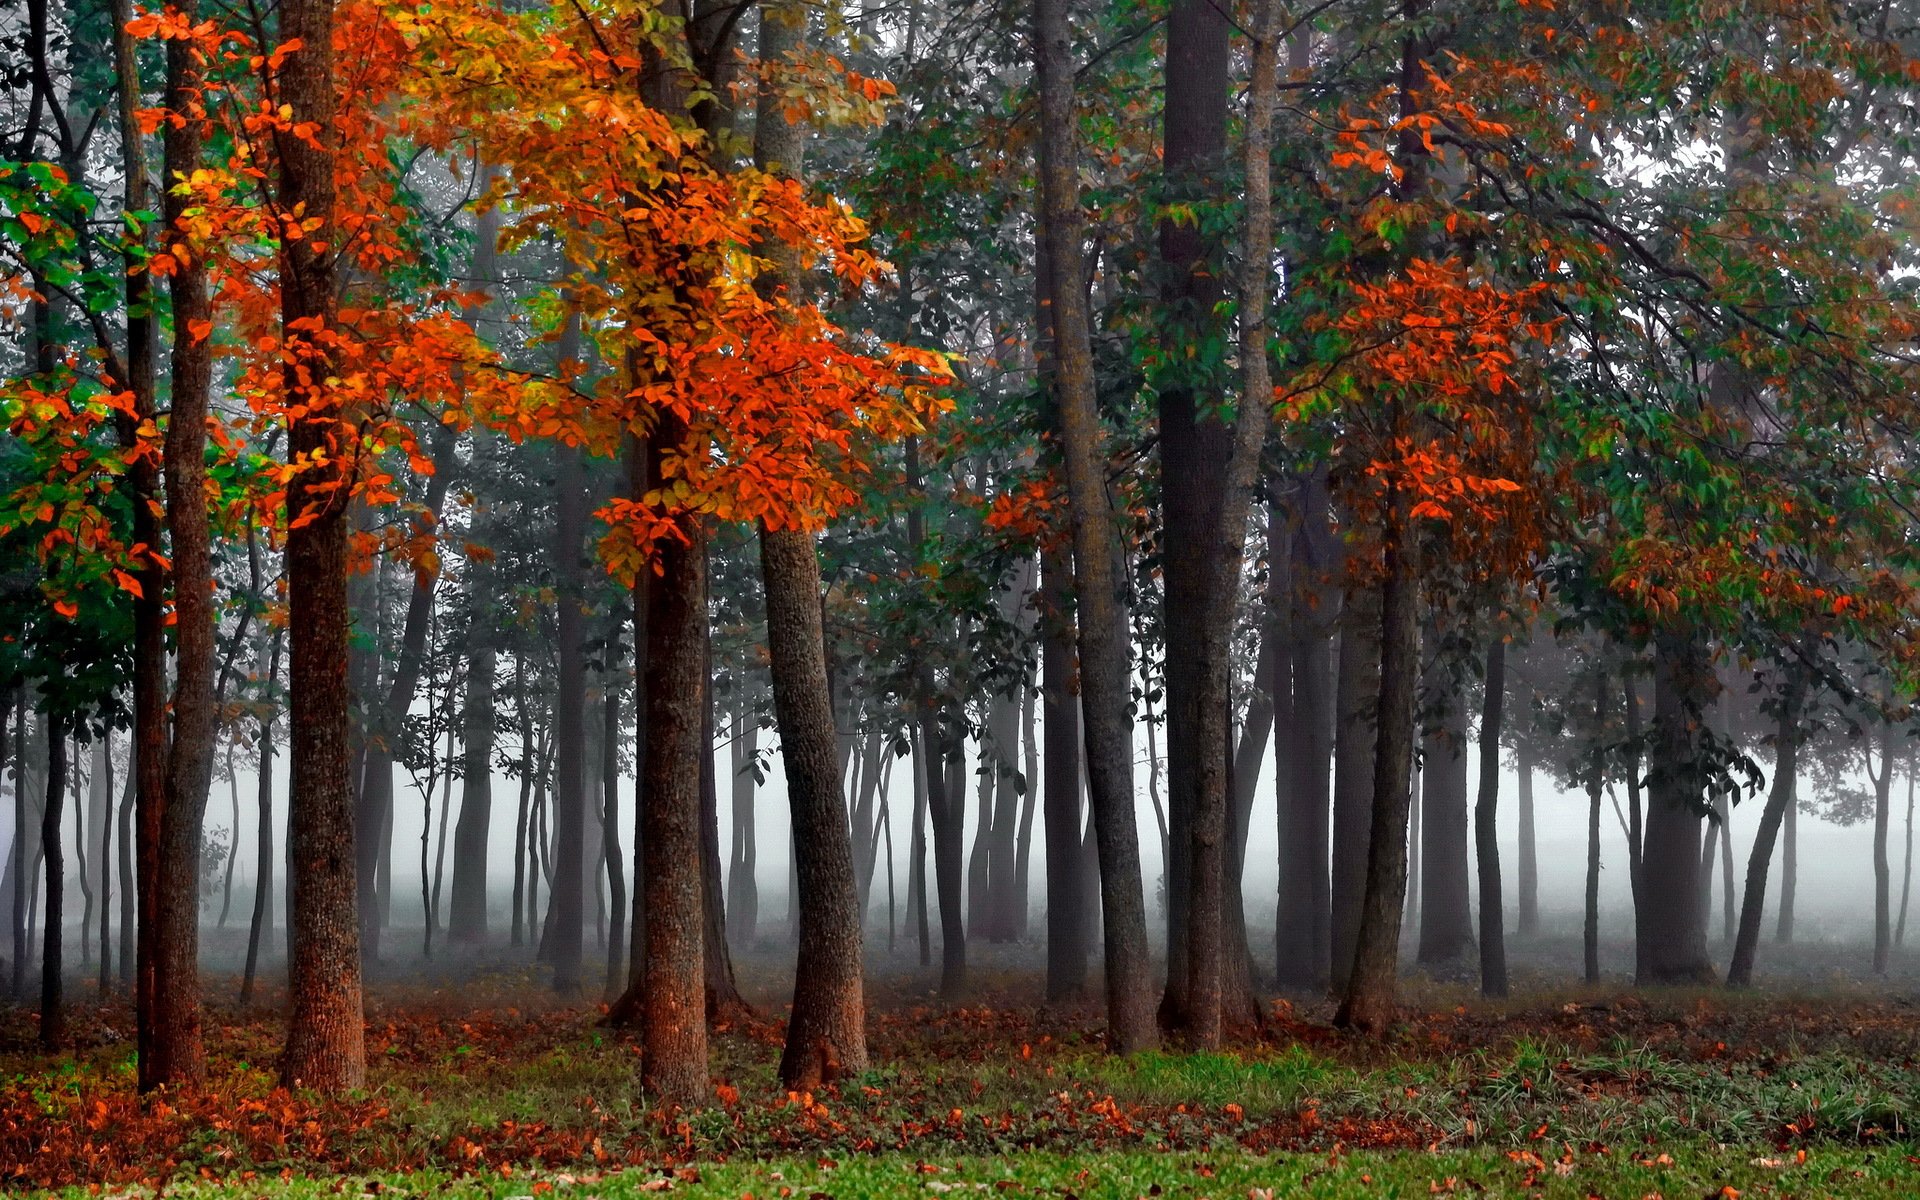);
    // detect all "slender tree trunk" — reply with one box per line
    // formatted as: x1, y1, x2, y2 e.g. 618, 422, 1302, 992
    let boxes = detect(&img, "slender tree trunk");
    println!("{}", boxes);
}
277, 0, 366, 1091
449, 646, 496, 944
1584, 755, 1601, 984
1777, 777, 1796, 943
77, 741, 95, 968
40, 720, 65, 1051
1275, 475, 1334, 989
147, 0, 220, 1084
1718, 793, 1735, 945
1033, 0, 1155, 1048
699, 658, 747, 1022
218, 746, 238, 929
1516, 745, 1537, 937
10, 703, 24, 1003
762, 523, 869, 1090
726, 698, 758, 951
1474, 640, 1507, 997
1727, 666, 1804, 988
1012, 678, 1039, 941
604, 678, 628, 1000
1898, 759, 1914, 949
1335, 479, 1420, 1033
1330, 582, 1381, 992
117, 756, 133, 991
242, 632, 284, 1002
96, 738, 112, 991
909, 727, 931, 968
1874, 720, 1893, 976
1623, 671, 1646, 974
922, 714, 967, 994
550, 442, 588, 996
